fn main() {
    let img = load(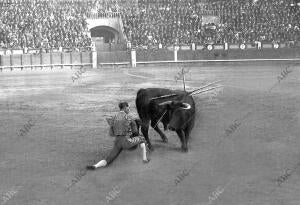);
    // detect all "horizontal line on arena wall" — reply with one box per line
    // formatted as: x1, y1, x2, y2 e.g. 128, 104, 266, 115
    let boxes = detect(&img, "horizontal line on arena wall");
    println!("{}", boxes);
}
99, 62, 130, 66
0, 63, 92, 70
136, 58, 300, 64
97, 59, 300, 67
0, 87, 66, 92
